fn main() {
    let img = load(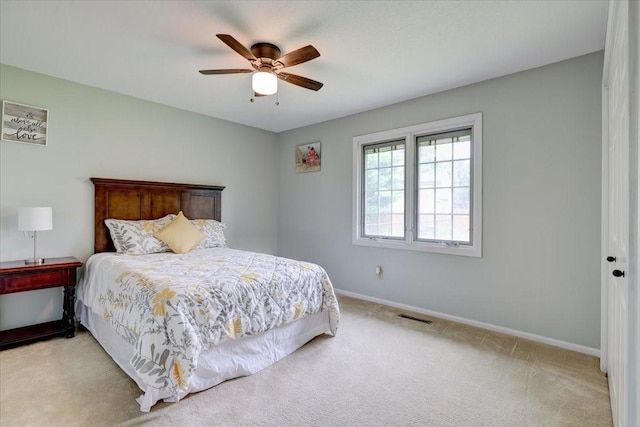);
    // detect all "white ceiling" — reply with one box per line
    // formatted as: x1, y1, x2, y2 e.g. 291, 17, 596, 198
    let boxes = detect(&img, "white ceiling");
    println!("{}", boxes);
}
0, 1, 608, 133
